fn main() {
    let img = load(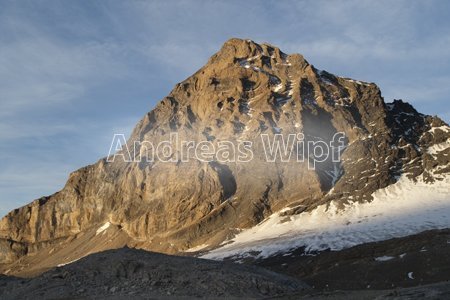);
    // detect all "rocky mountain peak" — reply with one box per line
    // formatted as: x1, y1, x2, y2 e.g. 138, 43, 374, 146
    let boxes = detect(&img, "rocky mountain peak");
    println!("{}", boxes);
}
0, 39, 449, 275
211, 38, 303, 66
